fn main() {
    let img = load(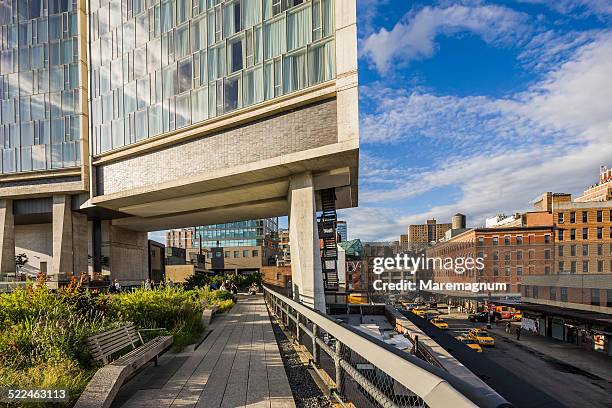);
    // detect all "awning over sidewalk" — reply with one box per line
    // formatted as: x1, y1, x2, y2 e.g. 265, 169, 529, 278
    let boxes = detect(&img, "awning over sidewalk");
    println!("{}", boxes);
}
494, 300, 612, 327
